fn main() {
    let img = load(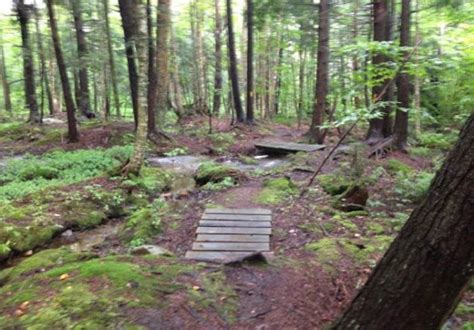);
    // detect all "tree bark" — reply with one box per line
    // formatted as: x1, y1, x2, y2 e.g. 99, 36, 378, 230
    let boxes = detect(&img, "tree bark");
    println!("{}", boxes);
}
34, 1, 54, 117
120, 0, 148, 175
146, 0, 157, 132
71, 1, 91, 117
155, 0, 171, 127
213, 0, 223, 116
393, 0, 411, 151
46, 0, 79, 142
309, 0, 330, 144
118, 0, 139, 126
226, 0, 244, 123
413, 0, 421, 137
170, 27, 184, 119
246, 0, 254, 124
0, 39, 12, 114
103, 0, 121, 119
333, 114, 474, 329
16, 0, 40, 123
366, 0, 390, 143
